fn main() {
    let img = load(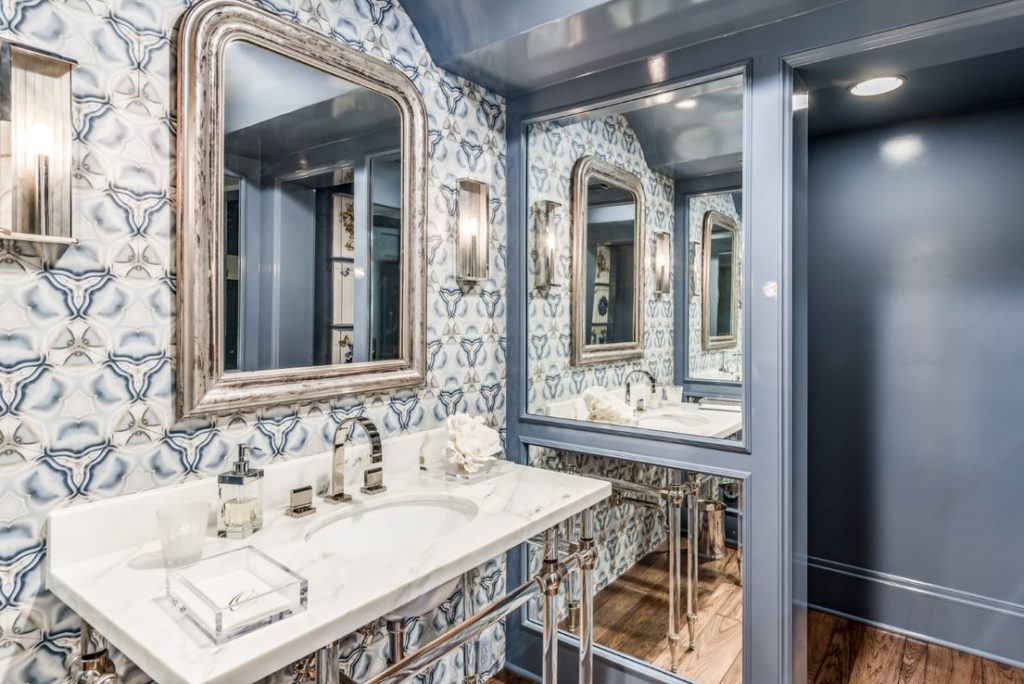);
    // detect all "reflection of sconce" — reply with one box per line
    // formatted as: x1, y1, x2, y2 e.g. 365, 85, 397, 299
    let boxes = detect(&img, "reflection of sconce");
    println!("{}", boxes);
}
456, 179, 489, 285
534, 199, 561, 296
655, 232, 671, 295
0, 41, 77, 260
